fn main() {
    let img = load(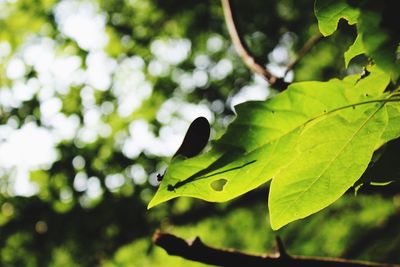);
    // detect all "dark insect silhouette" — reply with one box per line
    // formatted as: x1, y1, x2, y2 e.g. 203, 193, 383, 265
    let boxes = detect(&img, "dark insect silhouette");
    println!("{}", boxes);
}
156, 173, 165, 182
157, 117, 211, 182
173, 116, 211, 158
